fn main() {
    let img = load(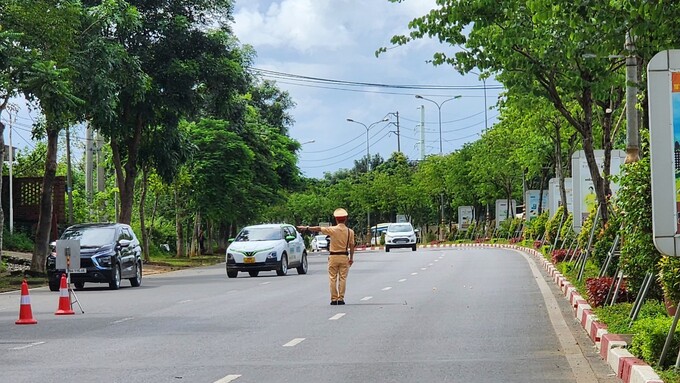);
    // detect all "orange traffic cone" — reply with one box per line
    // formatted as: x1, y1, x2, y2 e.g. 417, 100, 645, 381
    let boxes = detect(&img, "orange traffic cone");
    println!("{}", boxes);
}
55, 274, 74, 315
16, 279, 37, 325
